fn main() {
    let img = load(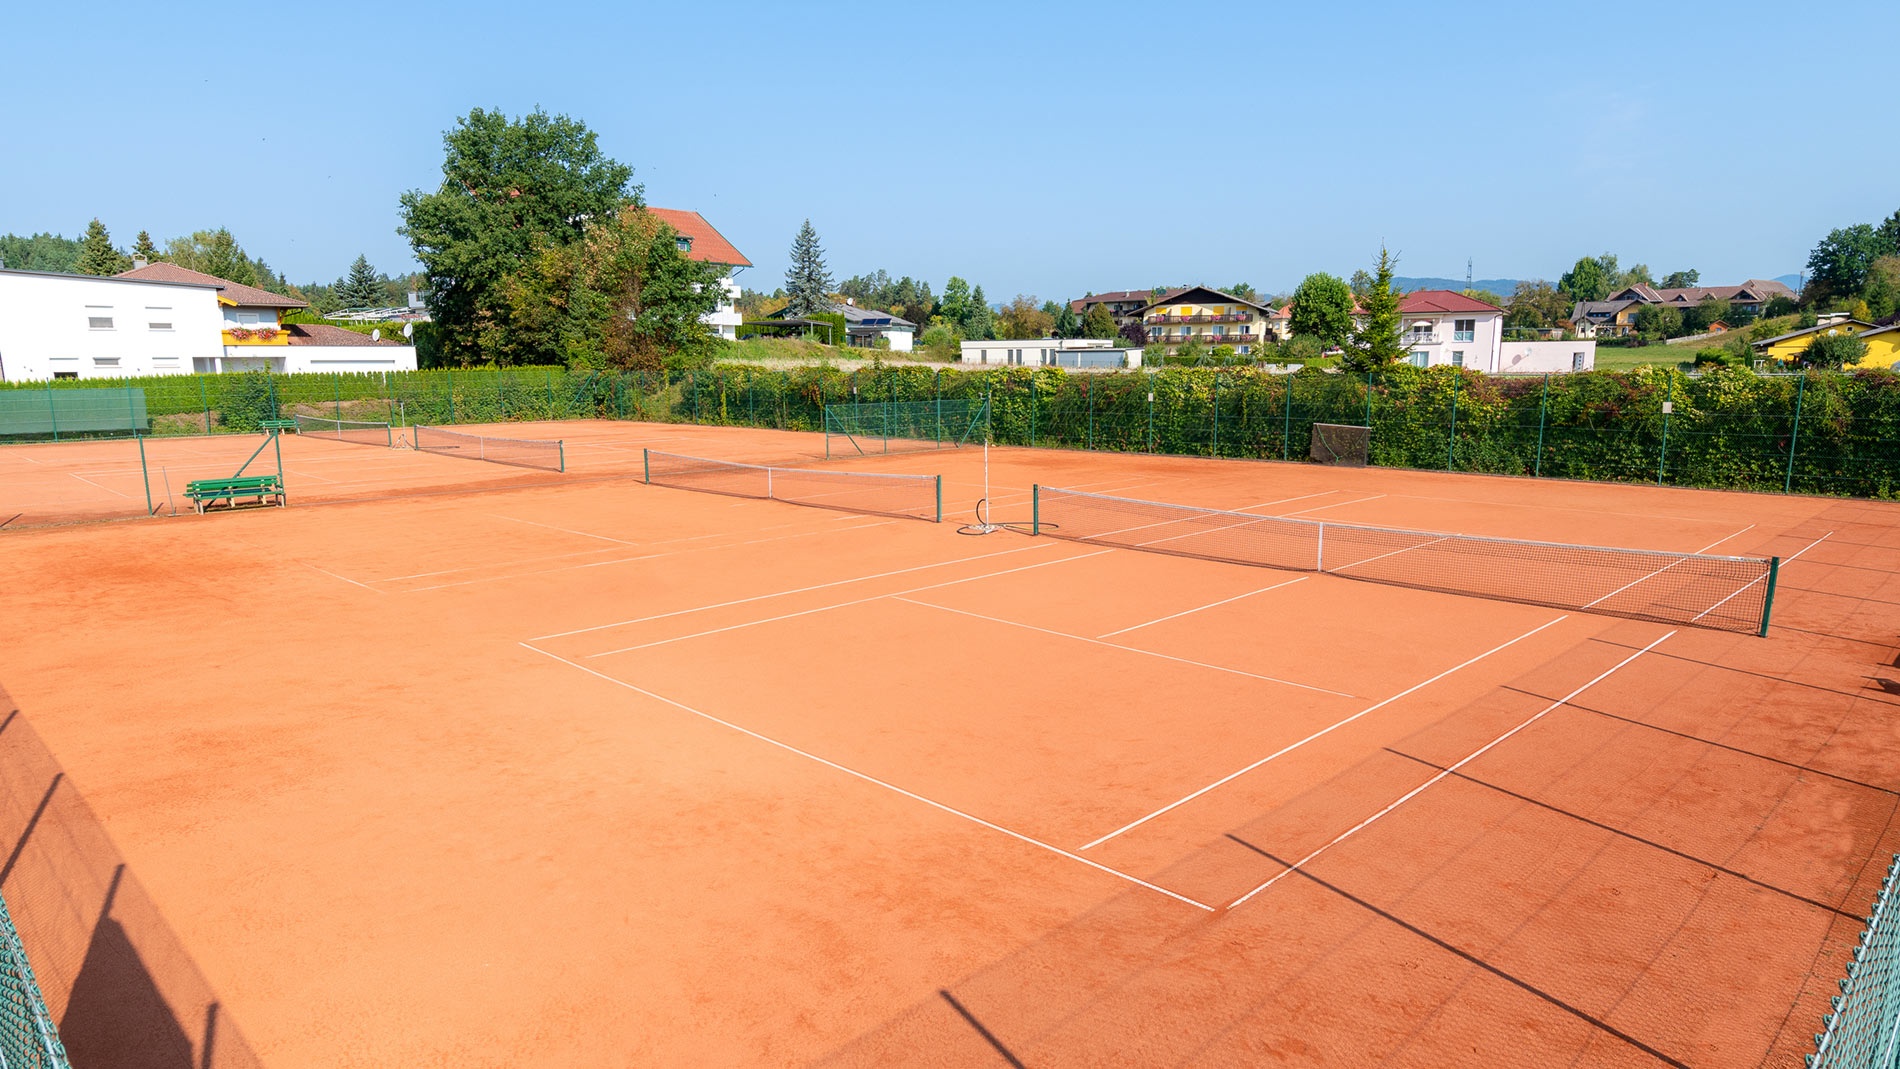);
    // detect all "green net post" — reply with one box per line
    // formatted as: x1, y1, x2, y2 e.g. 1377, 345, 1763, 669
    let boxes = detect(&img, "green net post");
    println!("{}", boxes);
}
1657, 372, 1673, 485
272, 424, 287, 503
1535, 373, 1549, 478
1784, 373, 1805, 493
137, 432, 155, 516
1759, 556, 1780, 637
642, 448, 650, 484
1032, 484, 1040, 535
1030, 375, 1037, 447
558, 440, 565, 473
934, 475, 942, 523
